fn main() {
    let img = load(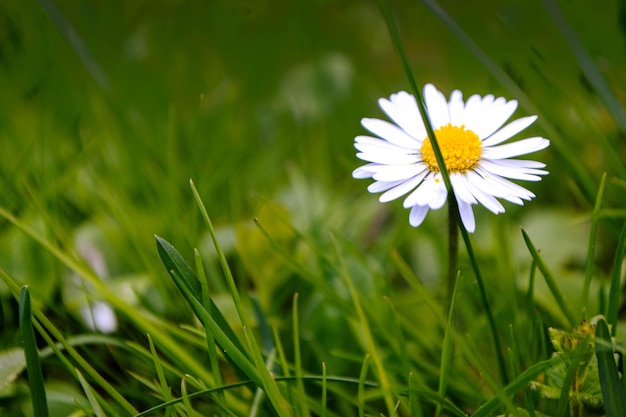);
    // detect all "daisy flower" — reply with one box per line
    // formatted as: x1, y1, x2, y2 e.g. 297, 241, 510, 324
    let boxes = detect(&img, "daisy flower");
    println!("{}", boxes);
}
352, 83, 549, 233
